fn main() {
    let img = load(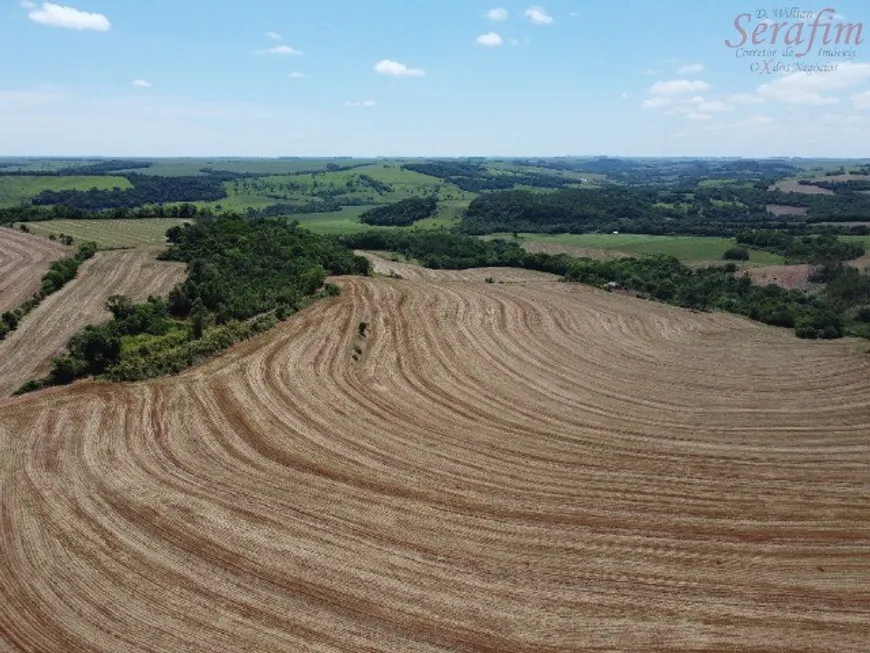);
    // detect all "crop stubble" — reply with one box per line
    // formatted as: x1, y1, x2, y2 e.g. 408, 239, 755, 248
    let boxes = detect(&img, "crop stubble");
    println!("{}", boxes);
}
1, 273, 869, 652
0, 249, 185, 397
0, 228, 68, 313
